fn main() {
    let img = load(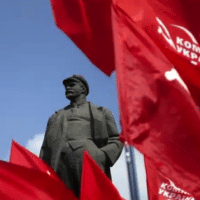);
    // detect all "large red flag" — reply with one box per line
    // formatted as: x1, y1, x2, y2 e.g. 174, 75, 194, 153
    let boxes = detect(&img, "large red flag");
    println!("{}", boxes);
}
145, 157, 195, 200
10, 140, 59, 180
0, 160, 77, 200
80, 151, 124, 200
112, 3, 200, 198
